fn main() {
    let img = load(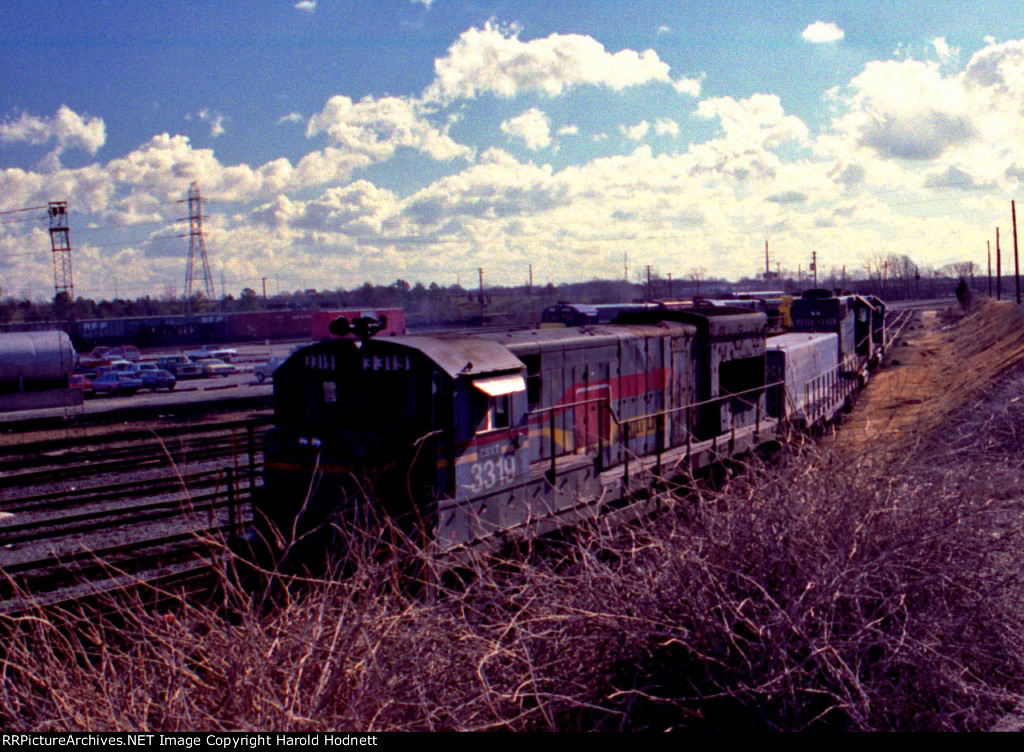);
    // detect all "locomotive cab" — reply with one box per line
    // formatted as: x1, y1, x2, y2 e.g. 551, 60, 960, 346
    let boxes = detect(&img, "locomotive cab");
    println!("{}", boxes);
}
259, 334, 530, 561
